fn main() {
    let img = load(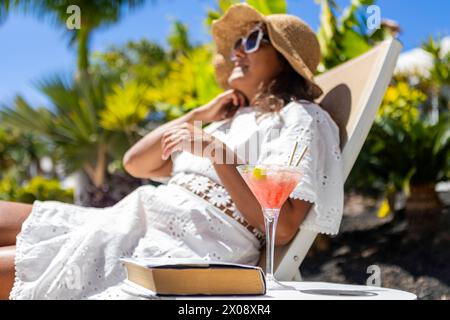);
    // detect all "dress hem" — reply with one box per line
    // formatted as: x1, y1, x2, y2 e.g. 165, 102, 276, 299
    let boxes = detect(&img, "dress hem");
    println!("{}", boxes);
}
300, 223, 339, 236
9, 200, 43, 300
